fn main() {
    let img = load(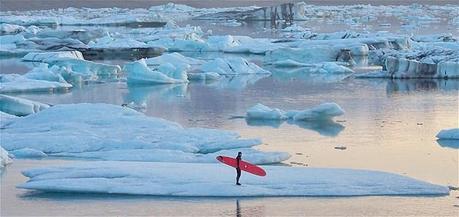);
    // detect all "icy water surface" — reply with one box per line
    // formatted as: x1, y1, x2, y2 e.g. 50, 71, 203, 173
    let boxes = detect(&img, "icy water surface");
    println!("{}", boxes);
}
1, 0, 459, 215
1, 55, 458, 215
